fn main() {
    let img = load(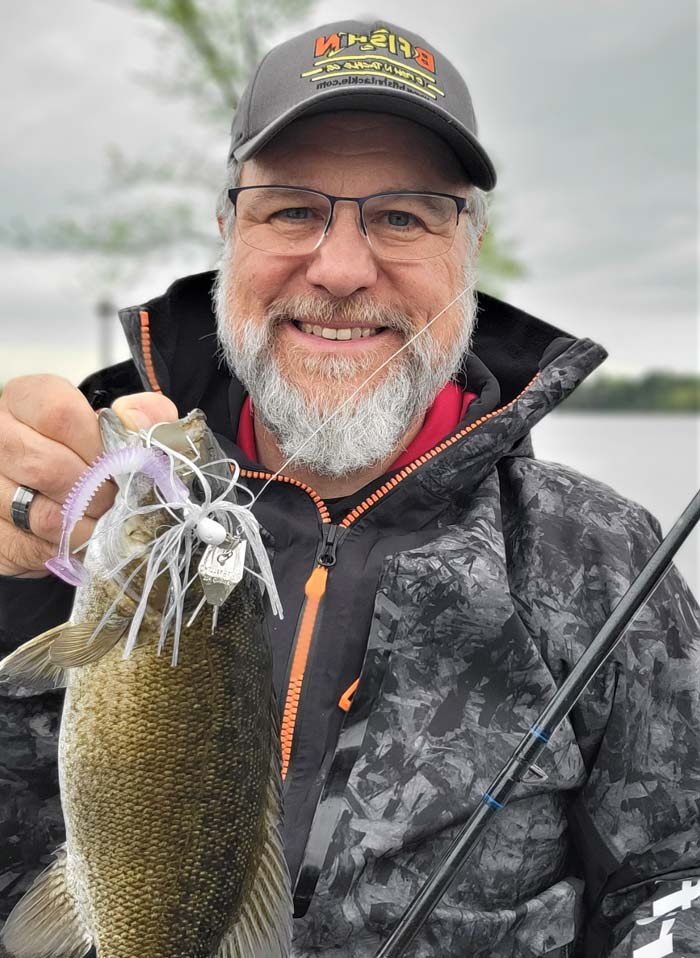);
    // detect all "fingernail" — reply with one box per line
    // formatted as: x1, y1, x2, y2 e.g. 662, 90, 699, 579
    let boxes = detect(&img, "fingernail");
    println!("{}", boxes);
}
119, 408, 151, 431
